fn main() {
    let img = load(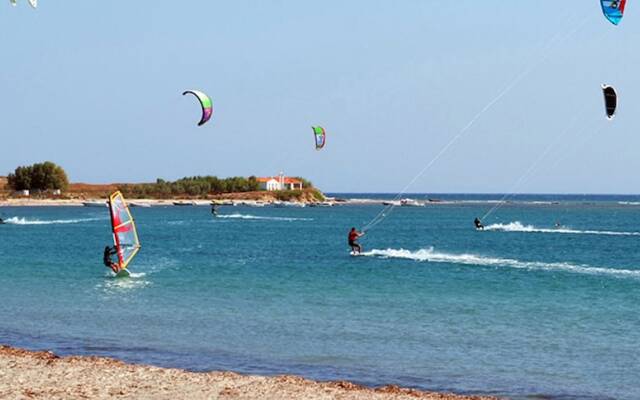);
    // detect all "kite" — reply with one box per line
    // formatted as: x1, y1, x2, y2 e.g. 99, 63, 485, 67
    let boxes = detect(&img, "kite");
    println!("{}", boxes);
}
312, 126, 326, 150
182, 90, 213, 126
601, 0, 627, 25
602, 84, 617, 120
